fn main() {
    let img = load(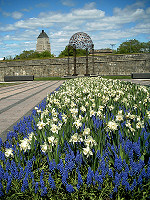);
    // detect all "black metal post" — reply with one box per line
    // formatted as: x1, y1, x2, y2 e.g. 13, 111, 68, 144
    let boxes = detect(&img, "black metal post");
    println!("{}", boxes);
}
85, 48, 90, 76
67, 45, 71, 75
73, 44, 77, 76
92, 44, 95, 75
